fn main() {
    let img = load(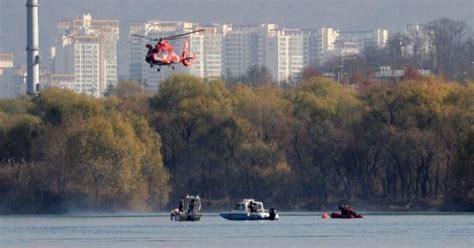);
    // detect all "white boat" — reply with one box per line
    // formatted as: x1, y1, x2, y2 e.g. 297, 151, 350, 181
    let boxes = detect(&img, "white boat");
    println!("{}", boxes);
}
220, 199, 278, 221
